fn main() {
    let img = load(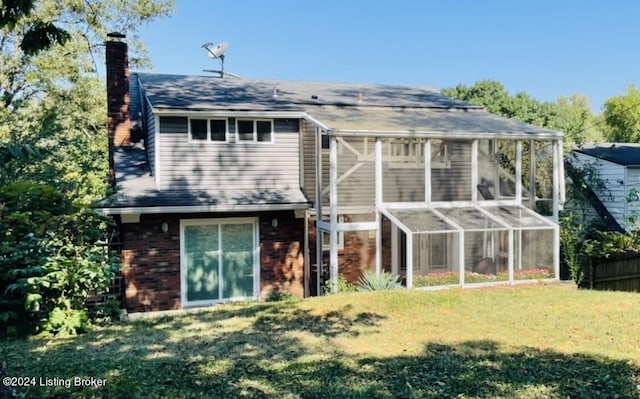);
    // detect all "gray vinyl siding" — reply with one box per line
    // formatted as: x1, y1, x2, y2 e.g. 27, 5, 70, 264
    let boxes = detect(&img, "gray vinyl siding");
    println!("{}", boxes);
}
573, 152, 626, 229
157, 117, 300, 191
142, 95, 156, 176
